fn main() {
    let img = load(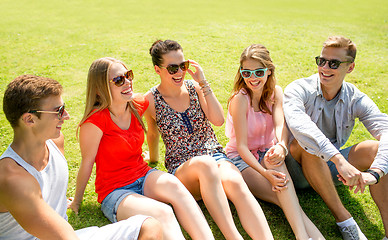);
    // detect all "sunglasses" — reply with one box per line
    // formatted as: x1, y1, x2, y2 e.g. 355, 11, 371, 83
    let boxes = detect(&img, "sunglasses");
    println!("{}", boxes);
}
160, 61, 190, 75
315, 56, 353, 69
29, 103, 66, 119
240, 68, 268, 79
110, 70, 134, 87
